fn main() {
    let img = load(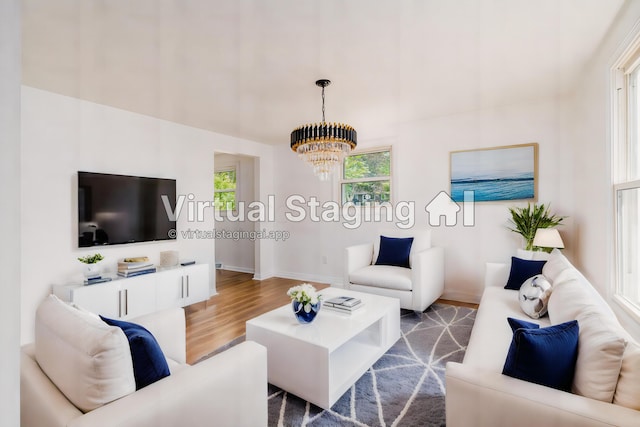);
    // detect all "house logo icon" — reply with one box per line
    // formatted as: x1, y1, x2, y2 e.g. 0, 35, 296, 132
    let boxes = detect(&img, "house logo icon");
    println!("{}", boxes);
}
425, 191, 475, 226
